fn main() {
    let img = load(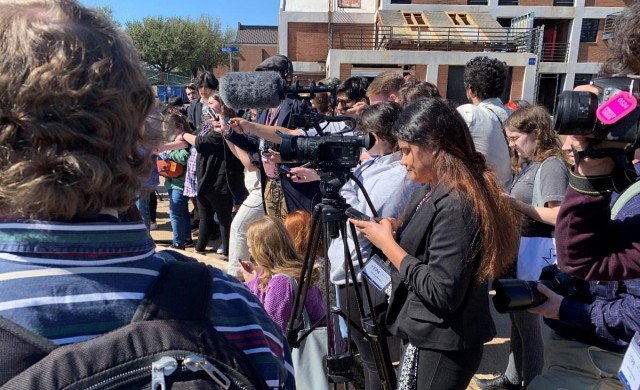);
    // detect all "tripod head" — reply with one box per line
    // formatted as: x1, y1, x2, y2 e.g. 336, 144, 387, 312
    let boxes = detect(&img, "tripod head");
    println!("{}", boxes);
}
316, 170, 352, 240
